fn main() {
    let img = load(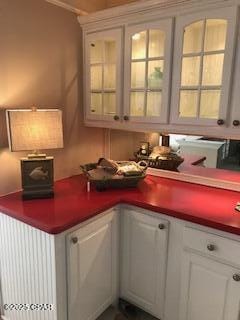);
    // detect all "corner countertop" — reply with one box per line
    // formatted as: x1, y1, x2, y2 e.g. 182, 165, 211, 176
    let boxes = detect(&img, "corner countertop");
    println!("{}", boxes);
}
0, 172, 240, 235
